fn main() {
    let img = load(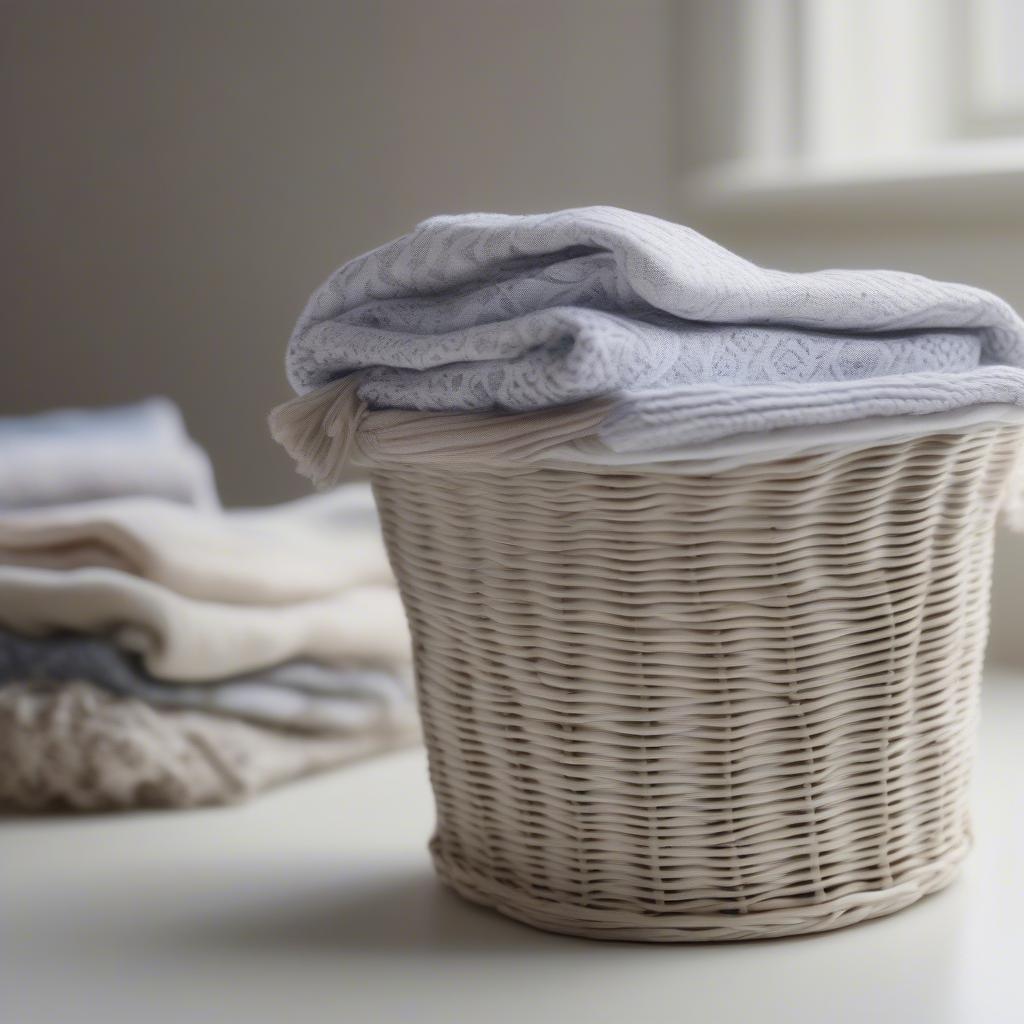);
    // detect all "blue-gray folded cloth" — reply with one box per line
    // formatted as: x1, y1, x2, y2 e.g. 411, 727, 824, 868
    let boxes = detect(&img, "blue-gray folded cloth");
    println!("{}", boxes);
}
0, 629, 410, 734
